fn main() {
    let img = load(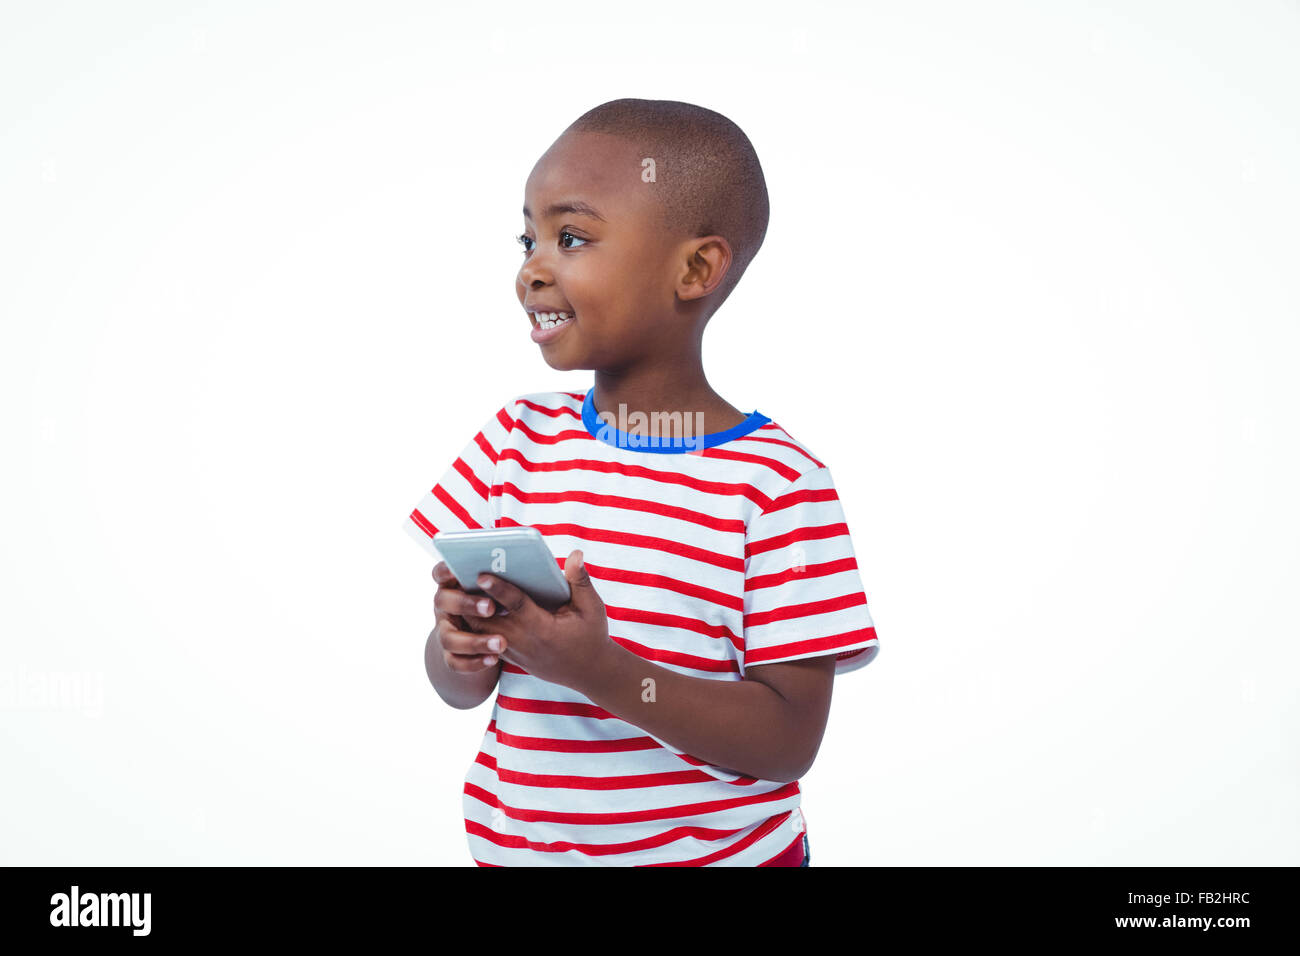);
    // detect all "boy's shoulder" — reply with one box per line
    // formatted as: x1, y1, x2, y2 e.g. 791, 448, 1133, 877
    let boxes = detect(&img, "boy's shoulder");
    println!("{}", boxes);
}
739, 417, 837, 503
